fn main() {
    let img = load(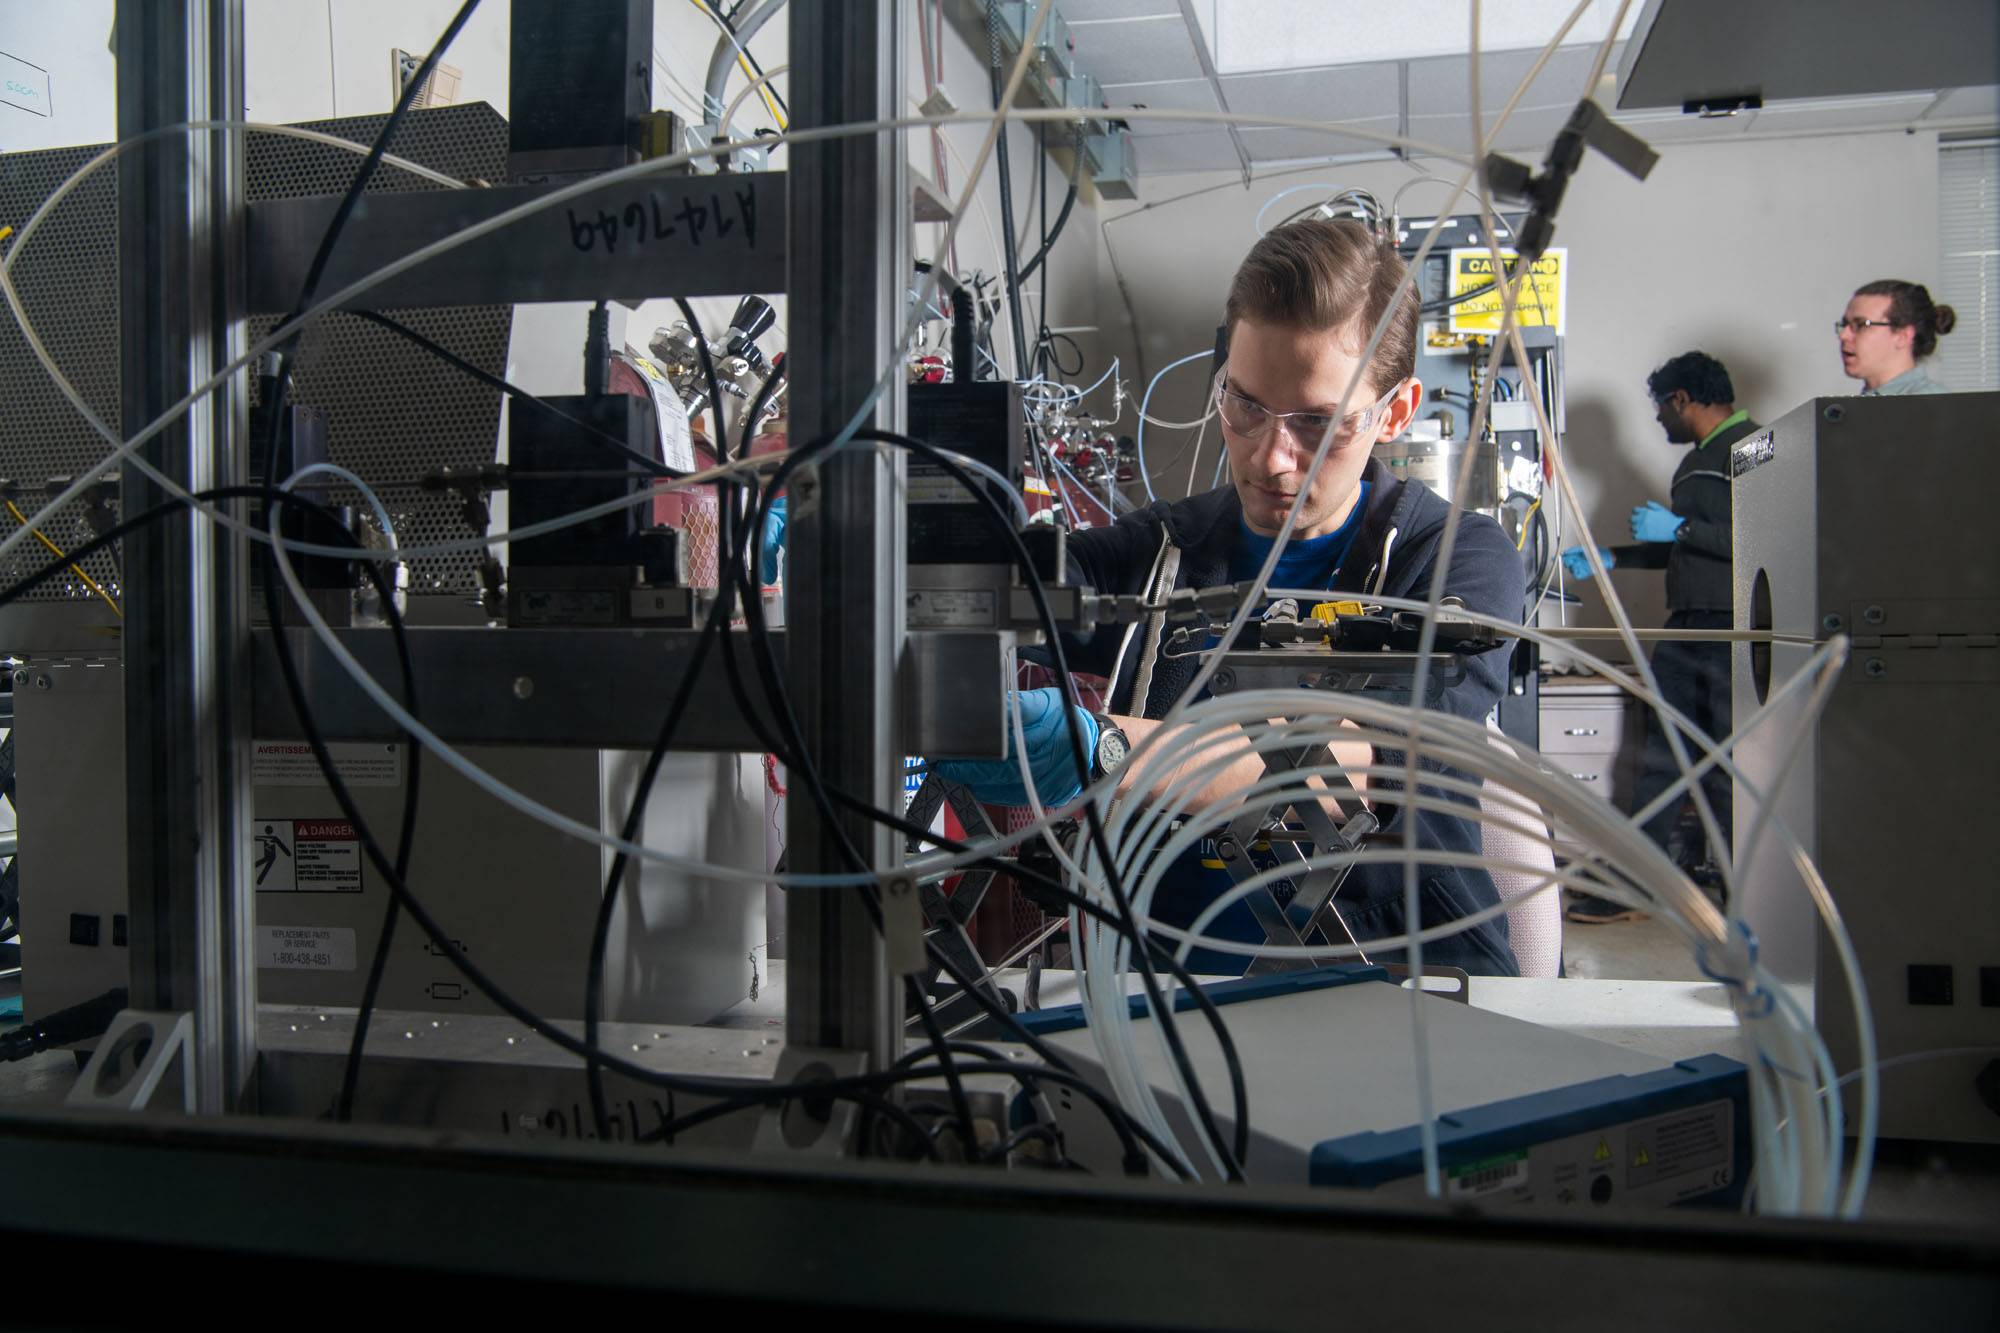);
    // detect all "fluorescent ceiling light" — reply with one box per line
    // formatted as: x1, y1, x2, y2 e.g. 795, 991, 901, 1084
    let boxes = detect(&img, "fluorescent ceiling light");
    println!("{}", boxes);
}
1204, 0, 1642, 75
